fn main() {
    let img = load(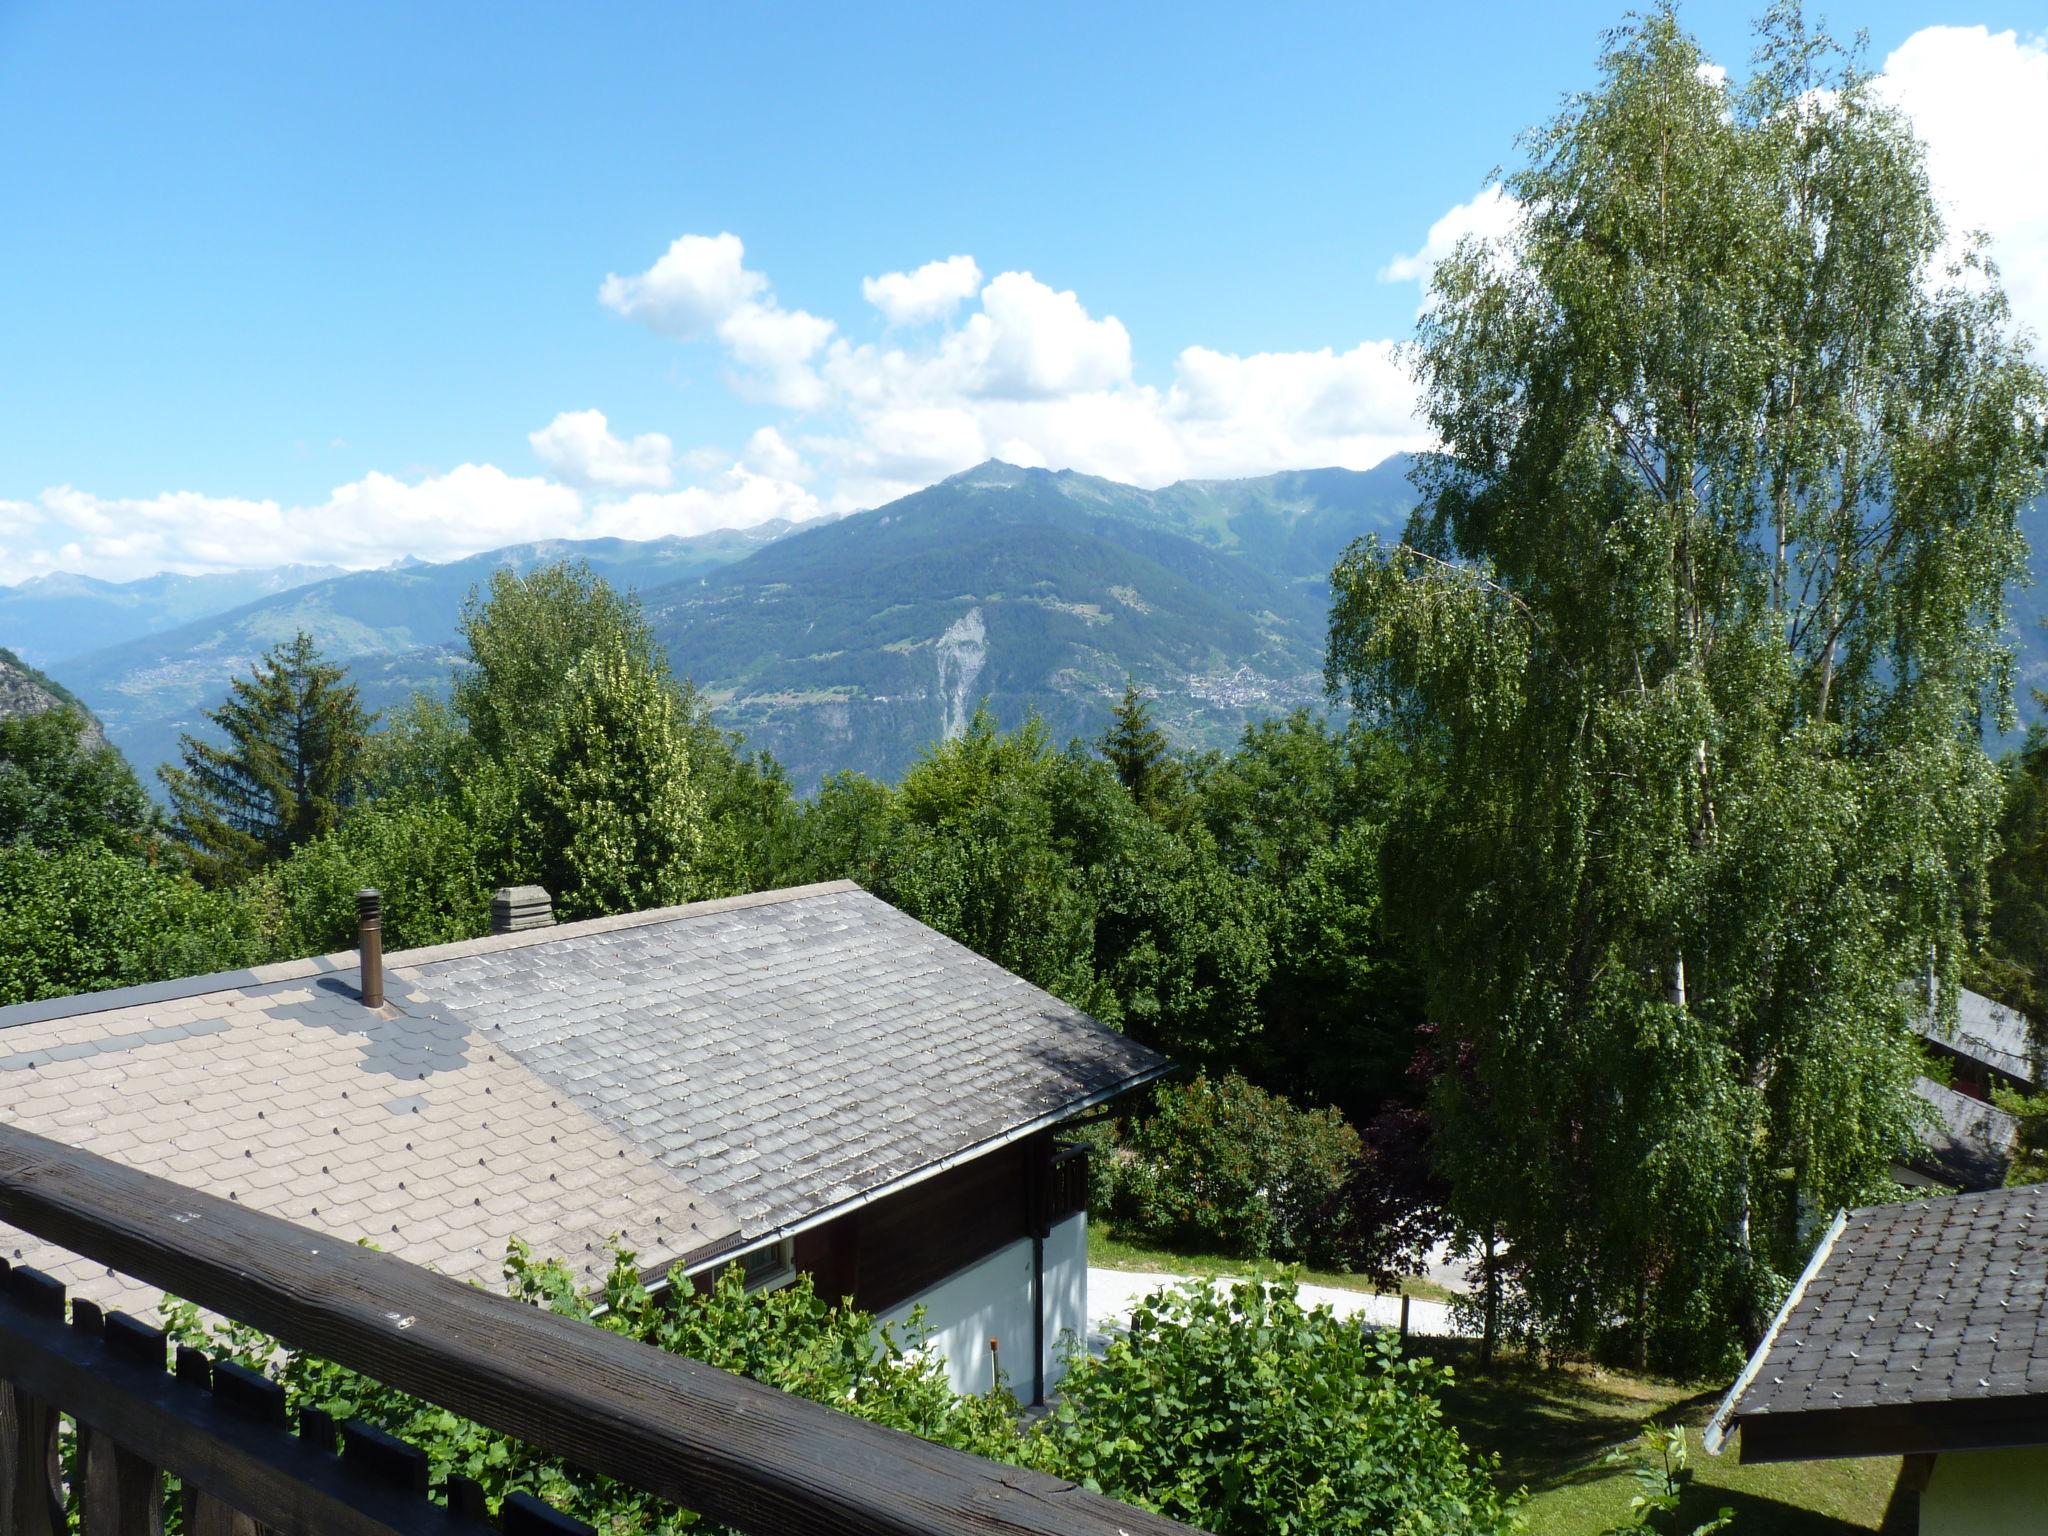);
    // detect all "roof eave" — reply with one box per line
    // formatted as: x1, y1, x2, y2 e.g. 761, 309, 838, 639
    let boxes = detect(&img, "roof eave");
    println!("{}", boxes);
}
675, 1058, 1177, 1279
